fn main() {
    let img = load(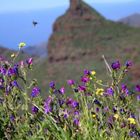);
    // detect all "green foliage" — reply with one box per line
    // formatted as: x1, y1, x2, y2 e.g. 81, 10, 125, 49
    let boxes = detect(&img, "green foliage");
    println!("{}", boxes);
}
0, 50, 140, 139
